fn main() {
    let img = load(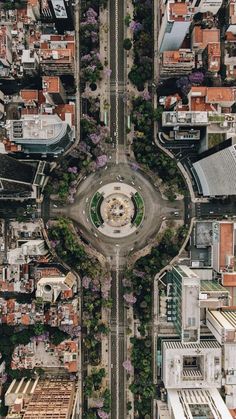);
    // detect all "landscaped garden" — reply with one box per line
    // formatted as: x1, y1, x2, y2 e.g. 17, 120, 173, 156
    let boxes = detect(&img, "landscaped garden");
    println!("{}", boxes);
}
48, 218, 111, 365
128, 0, 153, 91
132, 192, 144, 227
90, 192, 104, 228
131, 96, 185, 200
